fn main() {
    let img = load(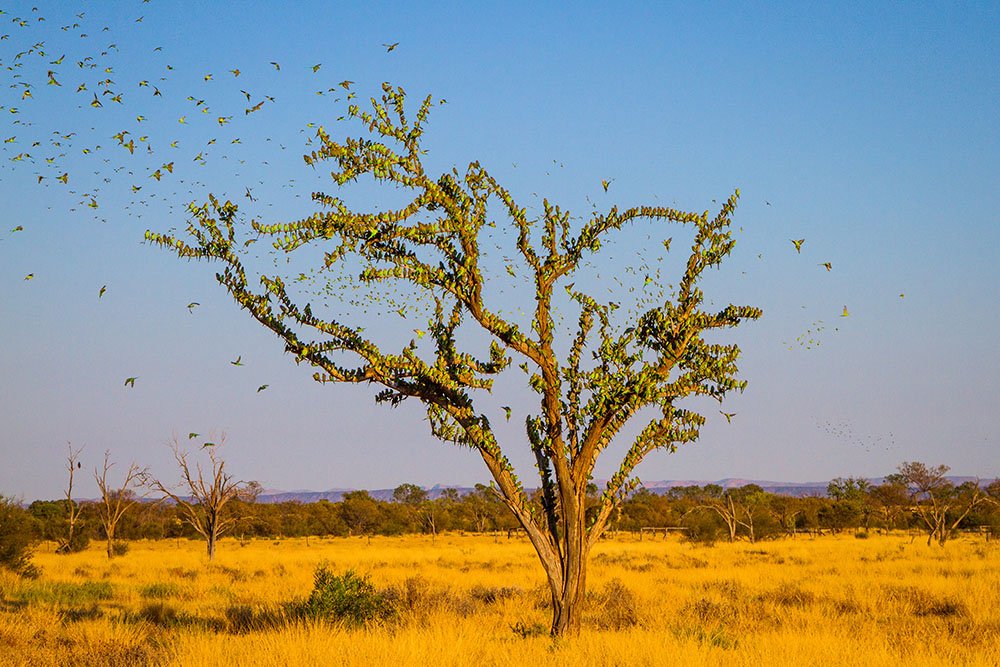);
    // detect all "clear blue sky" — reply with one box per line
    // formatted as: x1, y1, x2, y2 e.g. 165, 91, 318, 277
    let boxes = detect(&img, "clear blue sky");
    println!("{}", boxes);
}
1, 1, 998, 500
